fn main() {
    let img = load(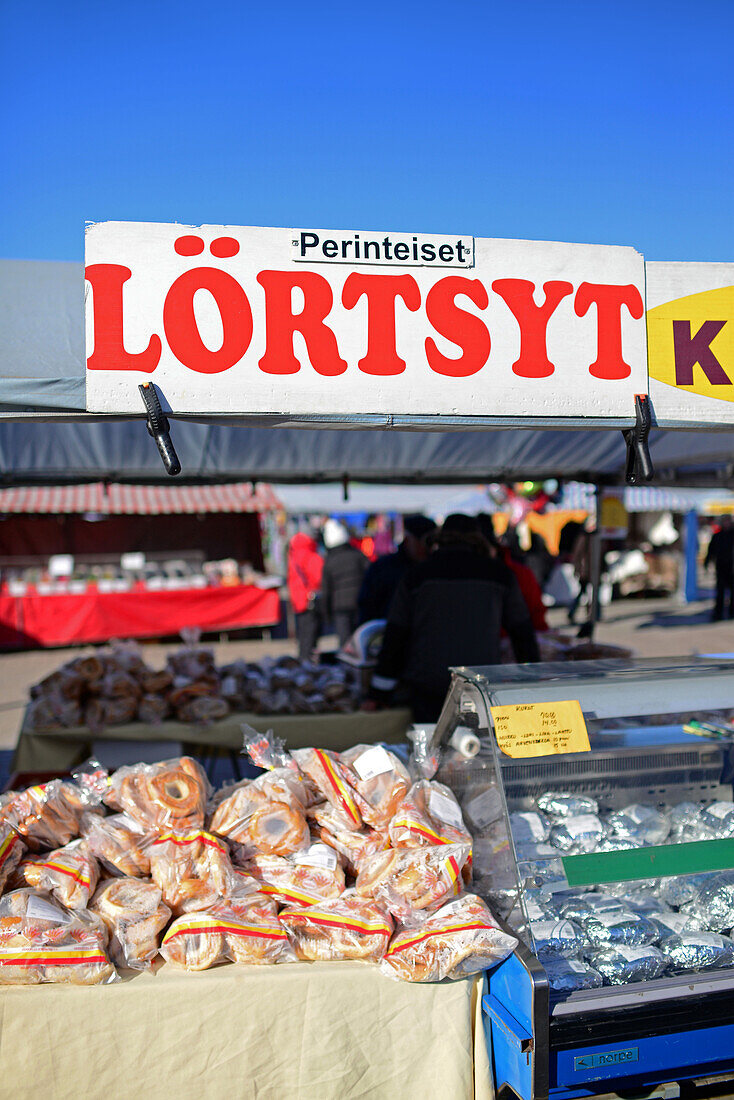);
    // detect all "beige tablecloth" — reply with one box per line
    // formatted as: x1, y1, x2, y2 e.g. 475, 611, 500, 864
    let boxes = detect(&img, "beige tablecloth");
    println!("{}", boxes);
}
0, 960, 492, 1100
12, 709, 413, 775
